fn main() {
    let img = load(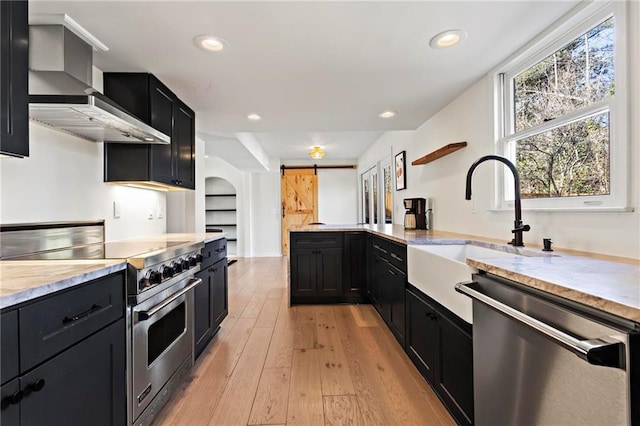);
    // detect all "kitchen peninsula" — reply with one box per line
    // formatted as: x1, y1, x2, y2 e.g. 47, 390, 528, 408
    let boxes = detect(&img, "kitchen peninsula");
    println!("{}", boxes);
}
289, 223, 640, 425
